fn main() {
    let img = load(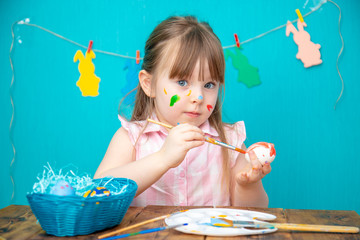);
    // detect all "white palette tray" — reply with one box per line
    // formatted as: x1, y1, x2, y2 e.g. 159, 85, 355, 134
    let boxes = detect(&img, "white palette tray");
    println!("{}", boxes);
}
165, 208, 278, 236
